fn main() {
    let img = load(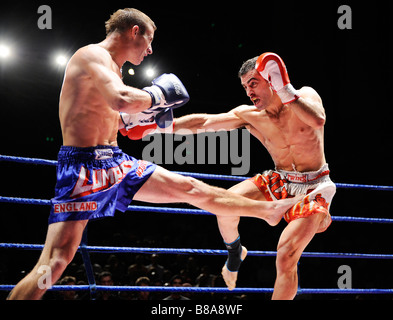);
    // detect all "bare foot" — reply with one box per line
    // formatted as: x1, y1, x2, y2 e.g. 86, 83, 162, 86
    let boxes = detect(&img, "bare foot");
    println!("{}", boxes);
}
265, 195, 303, 226
221, 246, 248, 291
